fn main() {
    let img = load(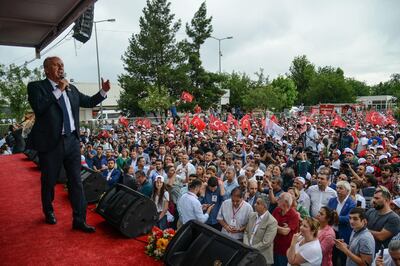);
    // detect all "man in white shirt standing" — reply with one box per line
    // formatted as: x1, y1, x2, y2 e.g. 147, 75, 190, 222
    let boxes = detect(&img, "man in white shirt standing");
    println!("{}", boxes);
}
177, 179, 214, 225
306, 171, 337, 217
176, 154, 196, 185
218, 187, 253, 241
